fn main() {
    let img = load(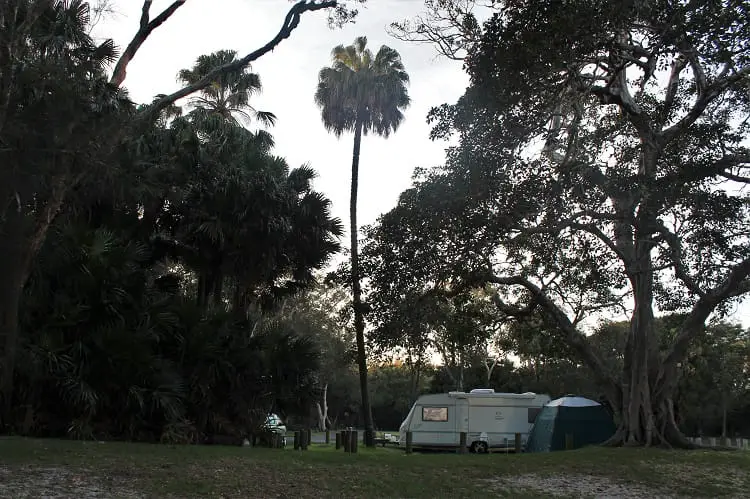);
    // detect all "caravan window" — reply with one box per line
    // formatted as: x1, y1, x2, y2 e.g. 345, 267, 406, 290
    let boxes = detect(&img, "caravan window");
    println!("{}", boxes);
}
422, 407, 448, 422
528, 407, 542, 423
